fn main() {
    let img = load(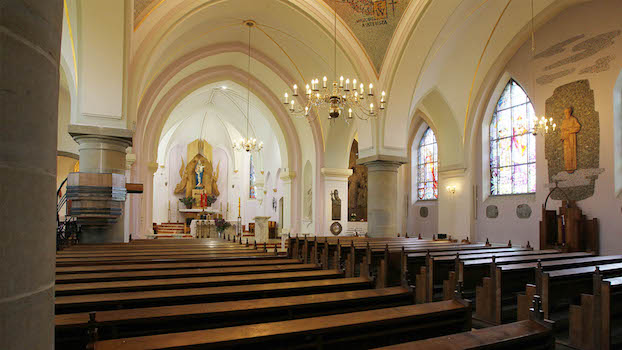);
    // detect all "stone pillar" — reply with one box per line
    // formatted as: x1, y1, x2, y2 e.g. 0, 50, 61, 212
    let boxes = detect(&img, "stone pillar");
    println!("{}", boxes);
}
253, 216, 271, 243
0, 1, 63, 349
69, 125, 133, 243
279, 169, 296, 235
321, 168, 353, 236
362, 160, 404, 237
